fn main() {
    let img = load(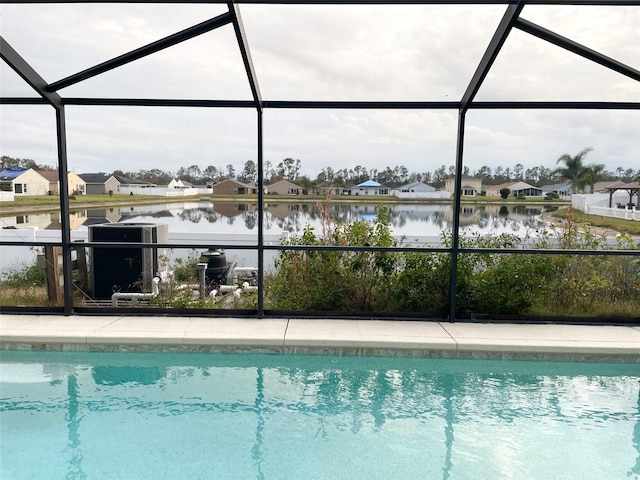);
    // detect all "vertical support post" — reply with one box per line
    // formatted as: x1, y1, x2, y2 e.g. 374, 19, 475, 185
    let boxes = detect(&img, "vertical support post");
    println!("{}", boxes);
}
448, 110, 466, 322
56, 106, 75, 314
257, 110, 264, 317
